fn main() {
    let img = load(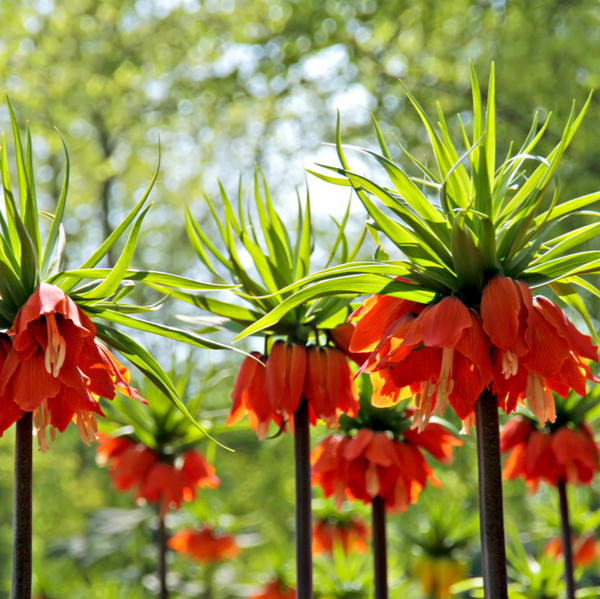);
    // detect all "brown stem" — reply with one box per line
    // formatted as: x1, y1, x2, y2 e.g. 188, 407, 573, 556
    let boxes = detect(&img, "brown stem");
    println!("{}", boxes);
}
294, 397, 313, 599
372, 495, 388, 599
558, 479, 576, 599
475, 390, 508, 599
12, 412, 33, 599
158, 513, 168, 599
